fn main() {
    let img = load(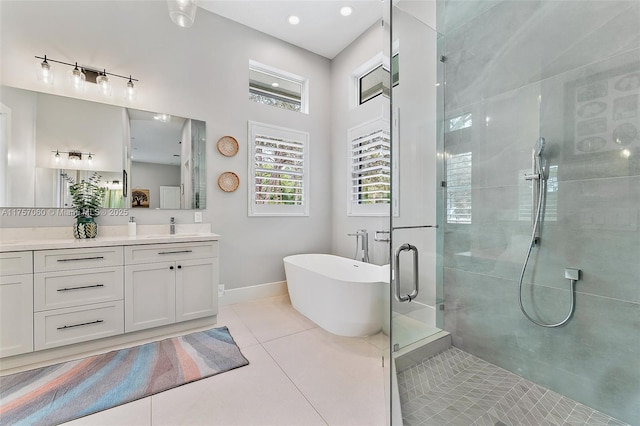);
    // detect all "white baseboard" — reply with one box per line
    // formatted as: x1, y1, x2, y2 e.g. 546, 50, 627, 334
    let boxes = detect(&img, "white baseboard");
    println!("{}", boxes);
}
219, 281, 288, 306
